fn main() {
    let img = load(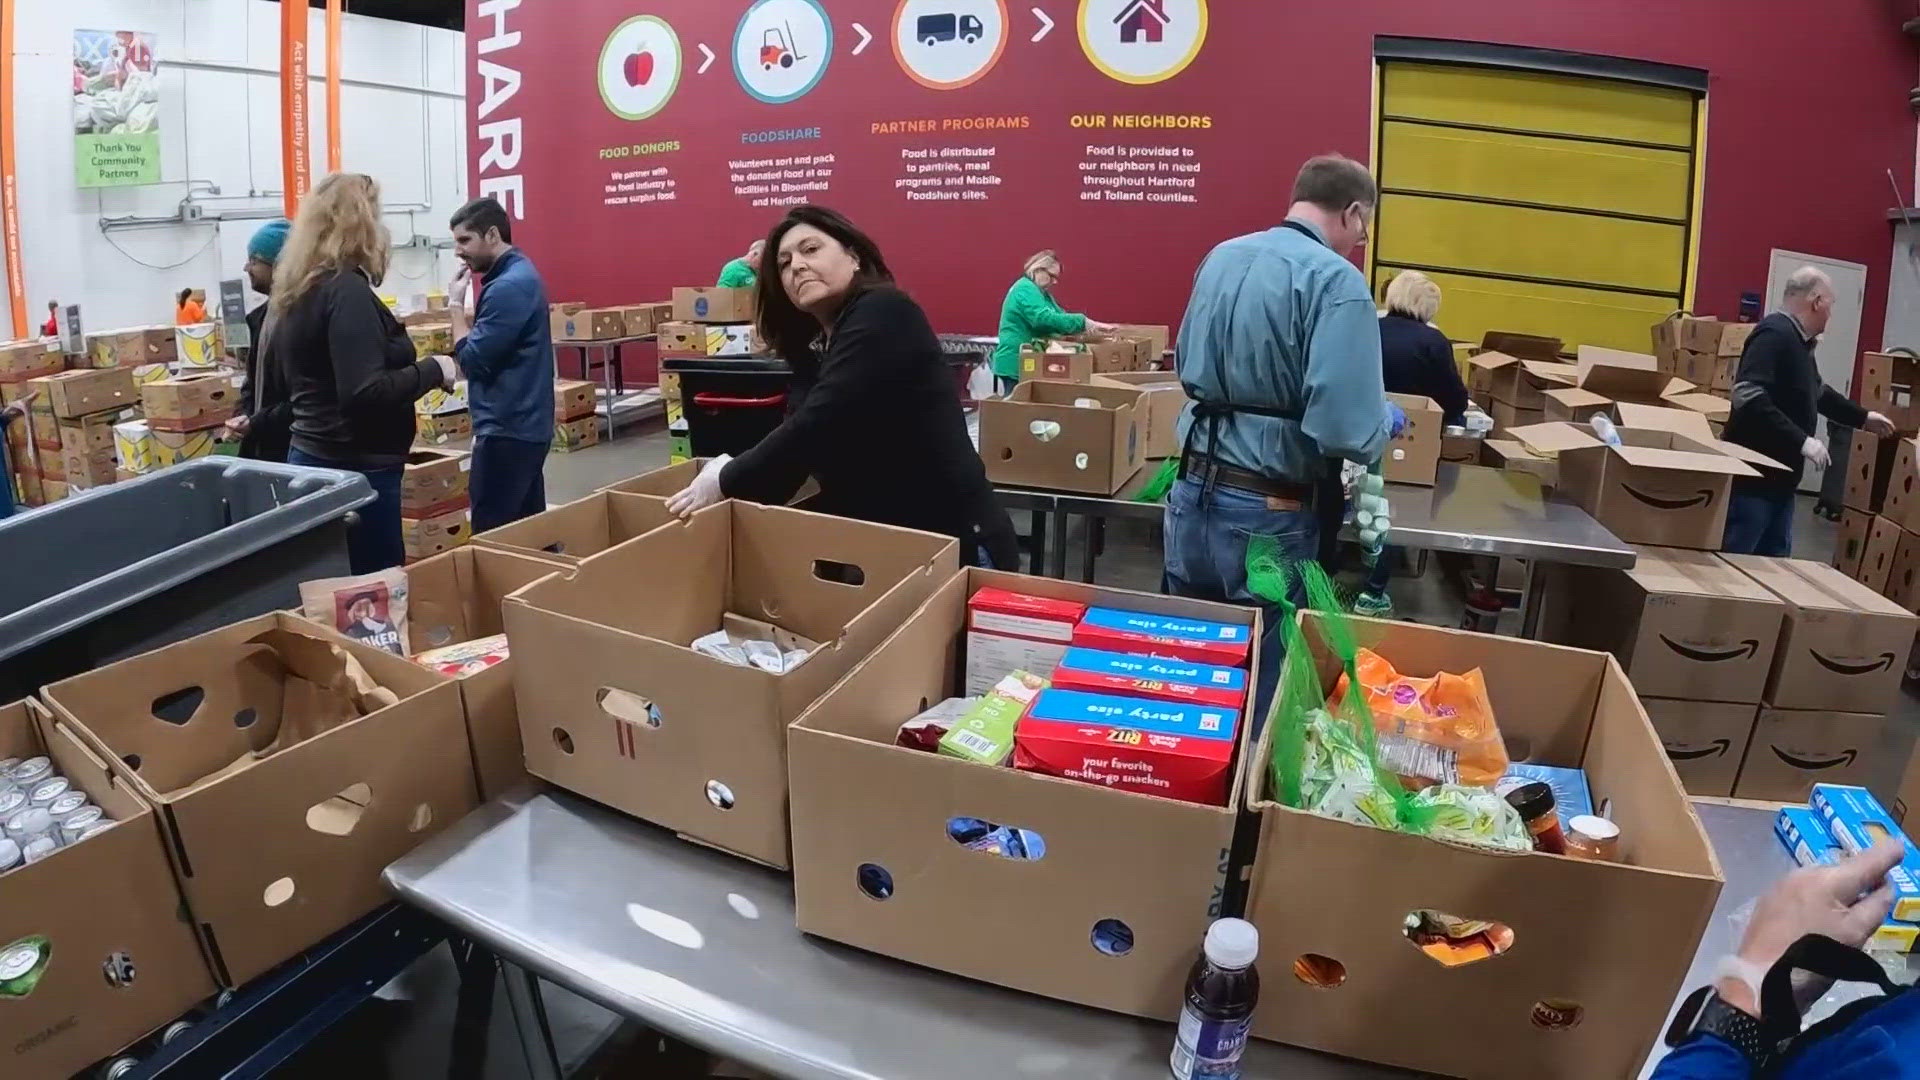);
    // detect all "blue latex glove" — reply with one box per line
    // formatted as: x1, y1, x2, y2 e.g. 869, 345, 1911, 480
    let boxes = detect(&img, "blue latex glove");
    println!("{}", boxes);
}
1386, 401, 1408, 438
